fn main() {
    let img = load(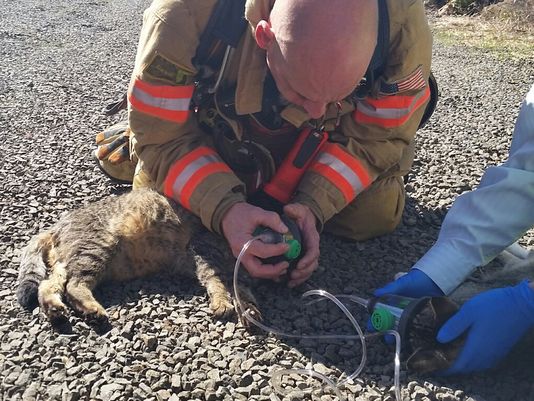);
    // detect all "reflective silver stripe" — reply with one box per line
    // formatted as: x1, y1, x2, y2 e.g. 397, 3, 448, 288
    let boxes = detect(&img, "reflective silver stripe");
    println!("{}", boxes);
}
172, 154, 221, 195
131, 86, 191, 111
316, 152, 365, 194
356, 89, 427, 119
